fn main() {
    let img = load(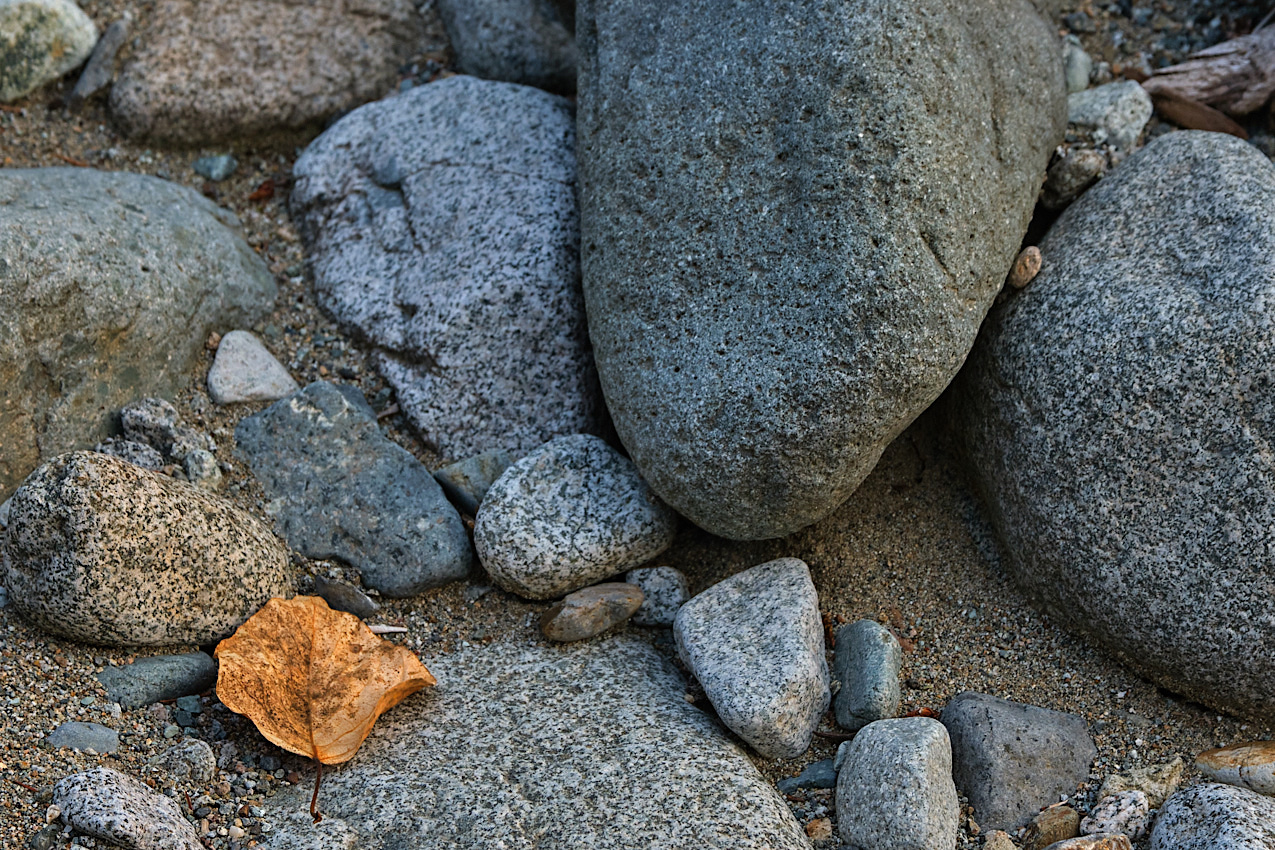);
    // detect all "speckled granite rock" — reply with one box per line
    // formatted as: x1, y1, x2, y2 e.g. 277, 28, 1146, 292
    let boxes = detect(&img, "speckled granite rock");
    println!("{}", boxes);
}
1045, 837, 1131, 850
1067, 81, 1152, 149
624, 566, 689, 627
0, 0, 97, 102
47, 721, 118, 753
673, 558, 829, 759
433, 450, 515, 516
162, 739, 216, 784
836, 718, 959, 850
539, 582, 643, 641
292, 75, 601, 459
4, 451, 289, 646
235, 382, 472, 597
1098, 758, 1184, 809
97, 652, 218, 710
577, 0, 1065, 540
1151, 783, 1275, 850
207, 330, 298, 404
1196, 741, 1275, 795
953, 132, 1275, 724
474, 434, 676, 600
833, 619, 902, 732
1081, 792, 1150, 840
0, 169, 275, 500
92, 439, 164, 472
110, 0, 430, 144
119, 397, 214, 463
263, 638, 810, 849
941, 692, 1096, 831
436, 0, 575, 92
54, 767, 202, 850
